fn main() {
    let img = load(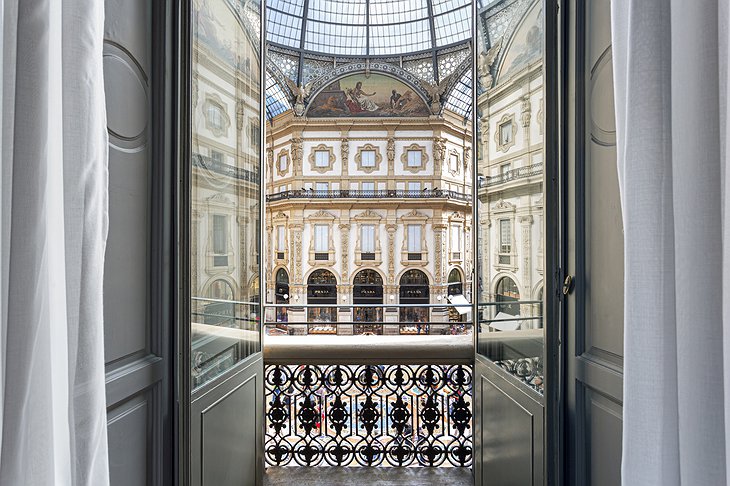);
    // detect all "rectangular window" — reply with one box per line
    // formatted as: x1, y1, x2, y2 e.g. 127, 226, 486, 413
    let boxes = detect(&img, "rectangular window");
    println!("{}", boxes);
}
314, 224, 328, 252
500, 219, 511, 254
315, 182, 329, 193
361, 225, 375, 253
315, 150, 329, 167
361, 150, 376, 167
210, 150, 223, 165
407, 150, 422, 168
407, 181, 420, 192
499, 122, 513, 145
277, 226, 286, 252
279, 155, 287, 172
451, 153, 459, 172
213, 215, 227, 255
407, 225, 421, 253
500, 163, 511, 175
362, 182, 375, 194
451, 225, 461, 252
208, 104, 224, 131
